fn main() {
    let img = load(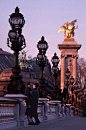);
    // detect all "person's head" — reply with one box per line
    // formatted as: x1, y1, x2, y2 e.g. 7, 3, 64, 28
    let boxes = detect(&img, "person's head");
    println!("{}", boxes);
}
27, 82, 32, 88
33, 83, 39, 89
